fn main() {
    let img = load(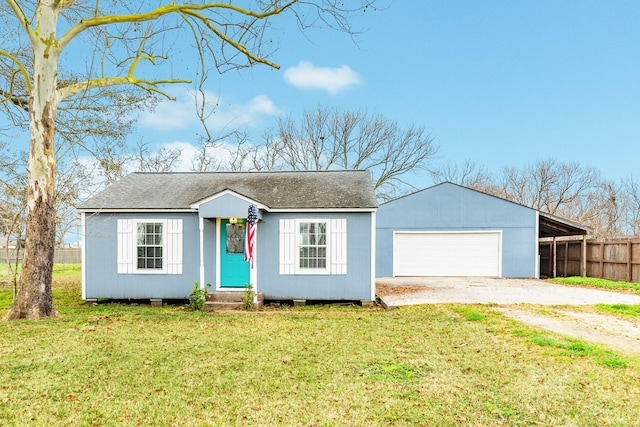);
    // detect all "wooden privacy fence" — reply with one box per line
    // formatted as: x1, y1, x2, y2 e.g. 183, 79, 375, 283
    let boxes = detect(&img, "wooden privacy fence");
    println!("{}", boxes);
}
0, 248, 81, 264
540, 238, 640, 282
